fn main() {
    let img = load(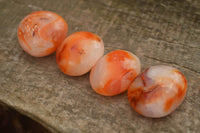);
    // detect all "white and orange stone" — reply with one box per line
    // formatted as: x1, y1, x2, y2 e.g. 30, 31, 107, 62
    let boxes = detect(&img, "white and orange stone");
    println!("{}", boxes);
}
18, 11, 68, 57
127, 65, 187, 118
90, 50, 141, 96
56, 31, 104, 76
